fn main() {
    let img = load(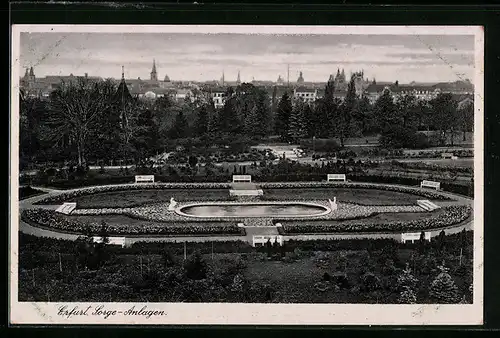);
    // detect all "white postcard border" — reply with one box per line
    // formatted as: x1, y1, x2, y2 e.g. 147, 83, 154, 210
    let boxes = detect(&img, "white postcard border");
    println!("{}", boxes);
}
9, 24, 484, 326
